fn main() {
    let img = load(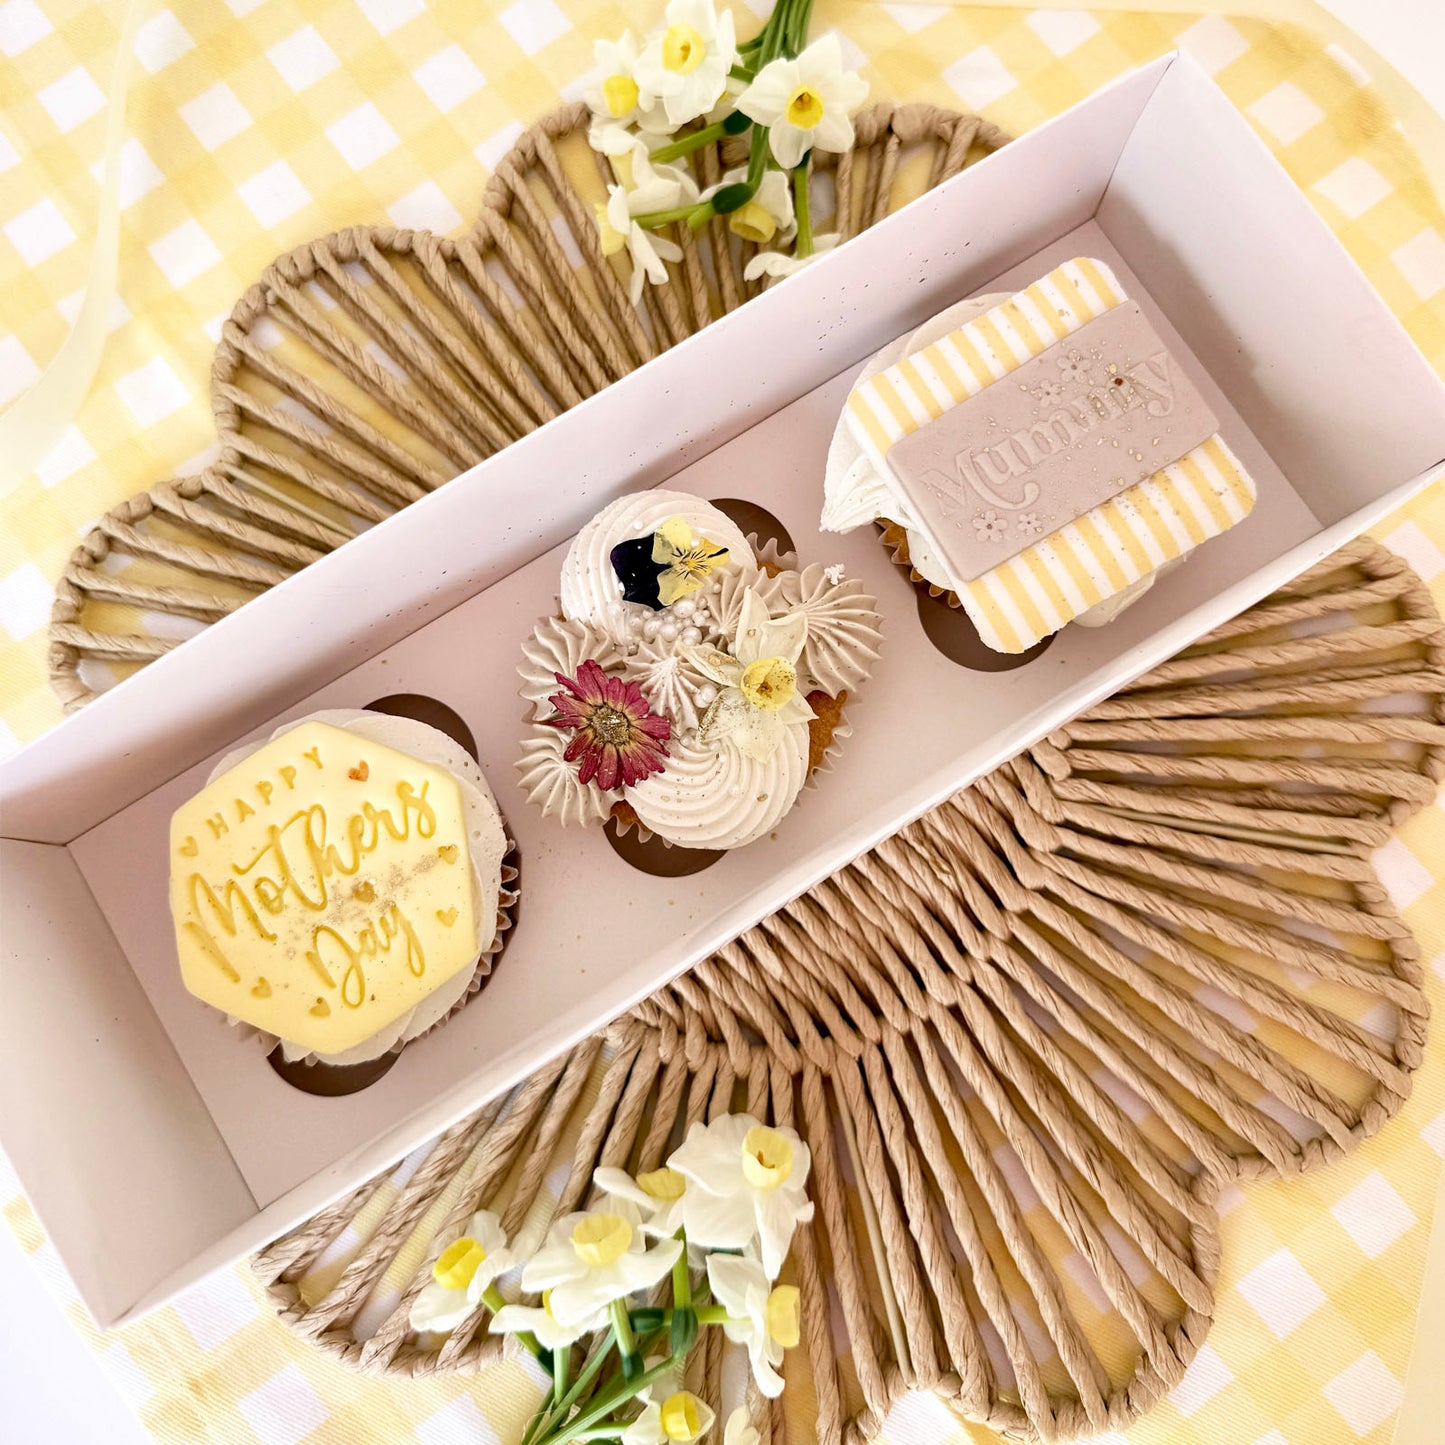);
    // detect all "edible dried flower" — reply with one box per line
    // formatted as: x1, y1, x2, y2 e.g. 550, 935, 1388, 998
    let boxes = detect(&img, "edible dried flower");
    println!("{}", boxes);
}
546, 660, 670, 790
